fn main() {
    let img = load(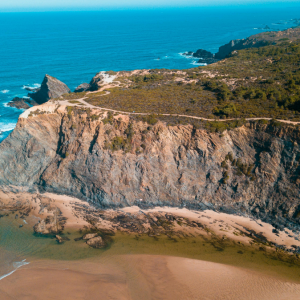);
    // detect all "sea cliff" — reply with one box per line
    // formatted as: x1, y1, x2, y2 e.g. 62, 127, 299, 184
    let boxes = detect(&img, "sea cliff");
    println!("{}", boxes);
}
1, 105, 300, 231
